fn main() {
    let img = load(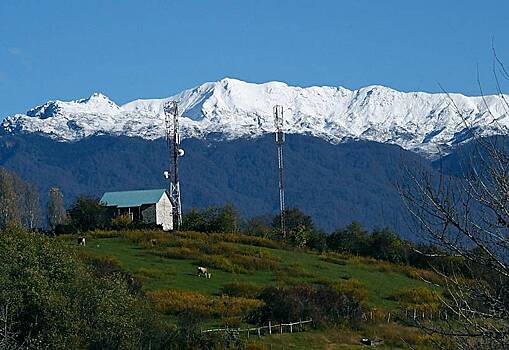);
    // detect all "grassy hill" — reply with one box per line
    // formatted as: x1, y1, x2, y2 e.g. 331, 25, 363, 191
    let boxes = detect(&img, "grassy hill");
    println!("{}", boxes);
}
71, 229, 442, 349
